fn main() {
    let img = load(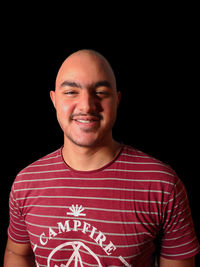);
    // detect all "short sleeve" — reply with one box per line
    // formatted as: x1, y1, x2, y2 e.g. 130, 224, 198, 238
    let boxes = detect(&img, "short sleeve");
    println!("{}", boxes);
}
8, 184, 30, 243
160, 174, 200, 259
